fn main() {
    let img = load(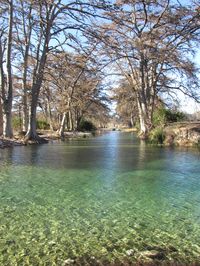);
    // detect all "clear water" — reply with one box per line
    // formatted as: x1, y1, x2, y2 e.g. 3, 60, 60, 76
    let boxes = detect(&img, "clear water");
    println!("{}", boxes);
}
0, 132, 200, 265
